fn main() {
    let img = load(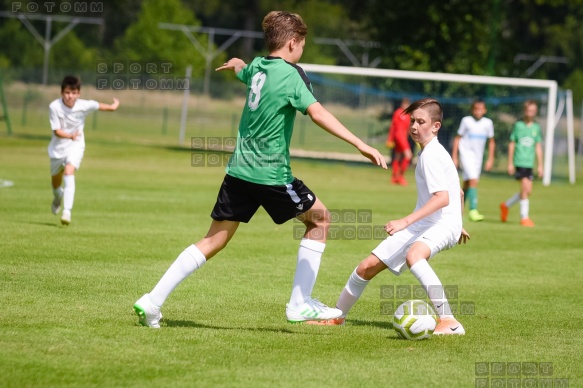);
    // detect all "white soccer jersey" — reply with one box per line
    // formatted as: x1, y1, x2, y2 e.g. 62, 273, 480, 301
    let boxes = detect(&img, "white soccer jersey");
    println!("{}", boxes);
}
457, 115, 494, 164
414, 137, 462, 235
47, 98, 99, 159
